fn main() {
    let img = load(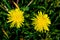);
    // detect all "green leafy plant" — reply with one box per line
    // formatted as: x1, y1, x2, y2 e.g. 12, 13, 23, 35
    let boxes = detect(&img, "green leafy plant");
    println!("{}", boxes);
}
0, 0, 60, 40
